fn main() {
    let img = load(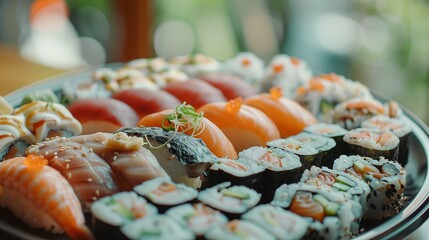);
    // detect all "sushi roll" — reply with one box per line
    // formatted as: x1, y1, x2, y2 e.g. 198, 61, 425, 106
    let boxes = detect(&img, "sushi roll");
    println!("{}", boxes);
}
294, 73, 372, 122
26, 137, 119, 210
71, 132, 170, 191
13, 101, 82, 142
343, 128, 400, 162
198, 182, 261, 219
205, 219, 275, 240
166, 203, 228, 237
91, 191, 158, 240
267, 138, 318, 170
242, 204, 309, 240
333, 155, 406, 219
271, 182, 361, 239
120, 215, 195, 240
238, 146, 302, 202
289, 132, 337, 168
301, 166, 370, 211
362, 115, 411, 165
304, 123, 348, 167
332, 97, 385, 130
223, 52, 265, 89
201, 157, 266, 191
300, 166, 370, 231
0, 115, 36, 161
0, 155, 92, 240
133, 177, 198, 213
262, 54, 312, 98
118, 127, 218, 188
